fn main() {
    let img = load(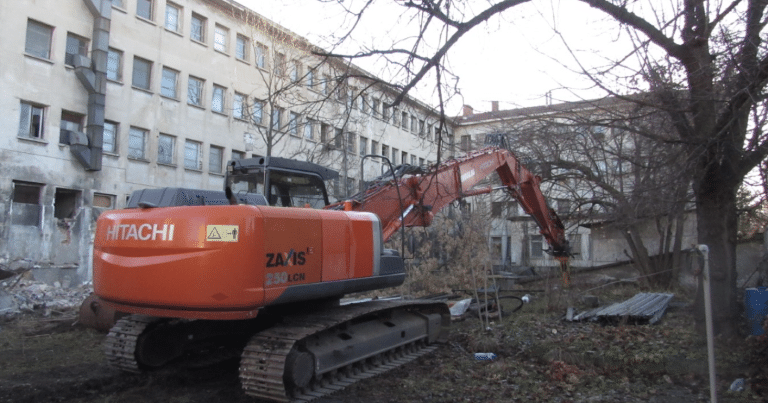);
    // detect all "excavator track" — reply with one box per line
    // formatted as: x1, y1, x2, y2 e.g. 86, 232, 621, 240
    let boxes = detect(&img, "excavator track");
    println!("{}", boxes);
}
239, 300, 449, 402
103, 315, 158, 373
